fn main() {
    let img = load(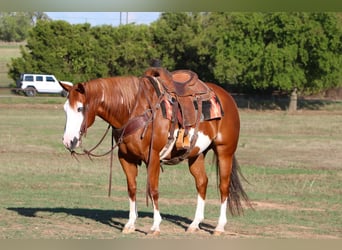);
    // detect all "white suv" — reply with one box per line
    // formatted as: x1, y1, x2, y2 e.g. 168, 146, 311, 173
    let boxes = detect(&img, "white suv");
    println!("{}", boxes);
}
17, 73, 73, 97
